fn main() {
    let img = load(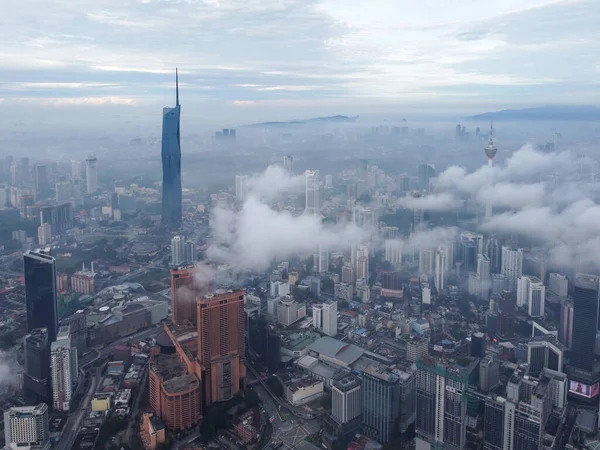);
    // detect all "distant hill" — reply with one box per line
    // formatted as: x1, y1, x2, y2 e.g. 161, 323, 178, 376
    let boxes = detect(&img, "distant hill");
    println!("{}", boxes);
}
468, 106, 600, 121
244, 115, 358, 127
